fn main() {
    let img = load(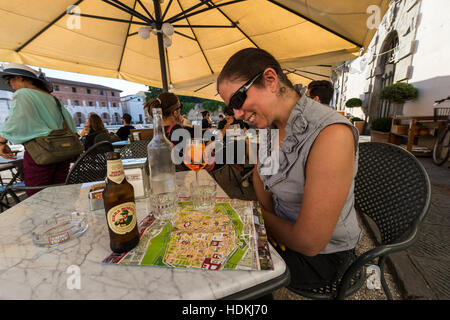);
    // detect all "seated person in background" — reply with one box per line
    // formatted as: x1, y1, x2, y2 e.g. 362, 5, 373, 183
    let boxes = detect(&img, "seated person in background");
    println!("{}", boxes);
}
306, 80, 334, 106
80, 113, 110, 150
144, 92, 183, 142
218, 105, 249, 137
217, 114, 226, 129
217, 106, 249, 169
201, 111, 212, 129
115, 113, 135, 141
